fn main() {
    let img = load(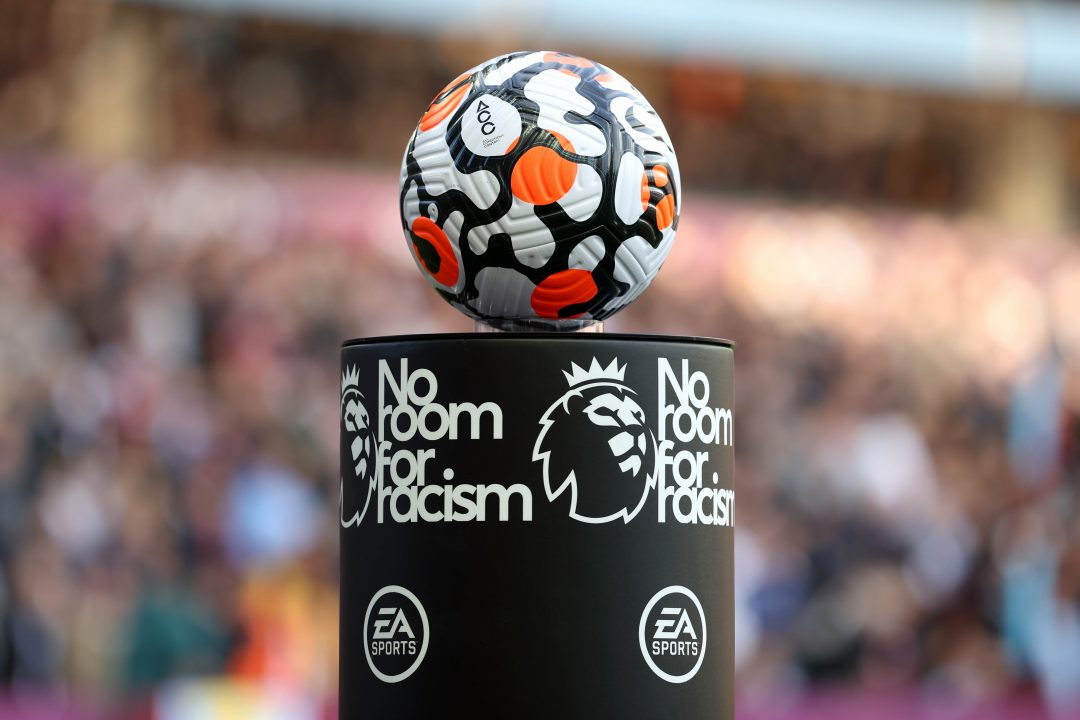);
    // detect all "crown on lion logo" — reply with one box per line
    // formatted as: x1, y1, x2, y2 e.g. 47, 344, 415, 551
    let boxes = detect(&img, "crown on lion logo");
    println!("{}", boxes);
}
562, 357, 626, 387
341, 365, 361, 393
